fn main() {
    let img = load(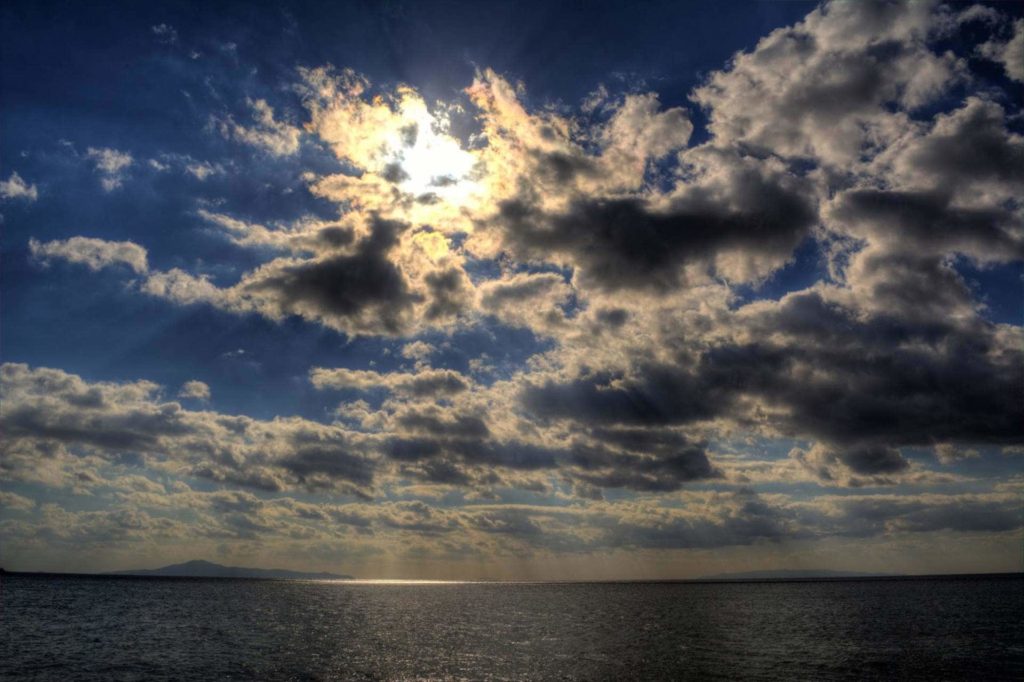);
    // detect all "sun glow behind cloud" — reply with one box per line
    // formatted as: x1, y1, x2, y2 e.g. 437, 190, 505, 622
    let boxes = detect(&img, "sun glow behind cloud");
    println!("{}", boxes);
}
389, 98, 479, 203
